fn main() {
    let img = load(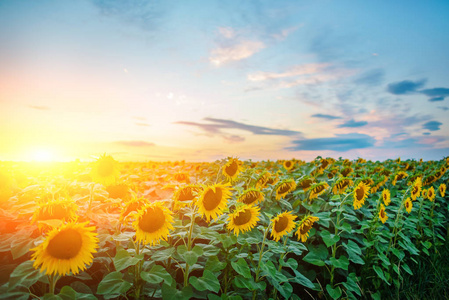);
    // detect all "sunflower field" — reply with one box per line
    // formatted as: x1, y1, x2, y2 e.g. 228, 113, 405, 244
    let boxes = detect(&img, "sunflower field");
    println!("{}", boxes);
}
0, 155, 448, 299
